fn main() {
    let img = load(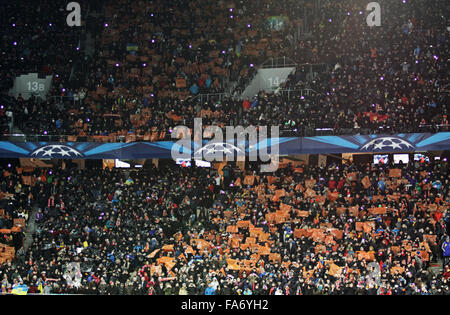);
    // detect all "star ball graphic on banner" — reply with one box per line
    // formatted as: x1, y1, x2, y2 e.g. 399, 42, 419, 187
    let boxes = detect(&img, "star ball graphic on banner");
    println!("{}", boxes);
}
30, 145, 84, 158
194, 142, 243, 156
360, 137, 414, 151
